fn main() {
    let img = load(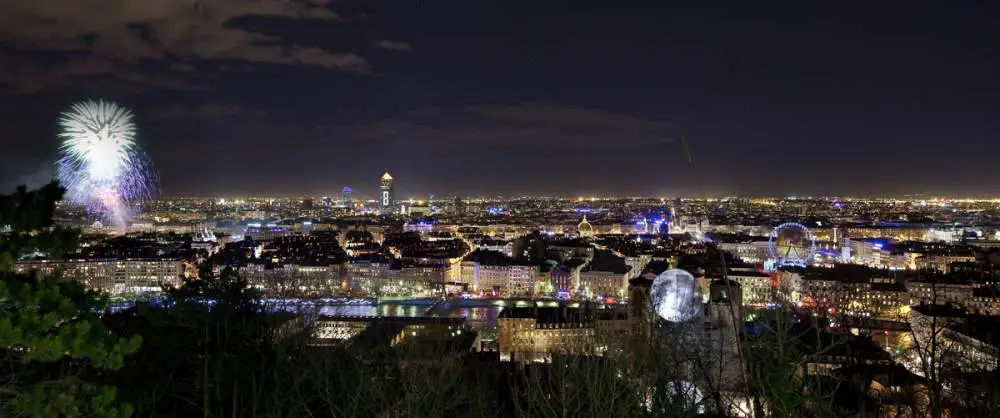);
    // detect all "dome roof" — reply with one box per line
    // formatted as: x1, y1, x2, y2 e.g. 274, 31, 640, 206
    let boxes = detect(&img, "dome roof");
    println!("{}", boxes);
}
578, 215, 593, 236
